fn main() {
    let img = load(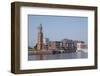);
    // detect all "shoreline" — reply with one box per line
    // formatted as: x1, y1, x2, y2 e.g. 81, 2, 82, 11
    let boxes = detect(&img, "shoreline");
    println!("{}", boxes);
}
28, 50, 77, 55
